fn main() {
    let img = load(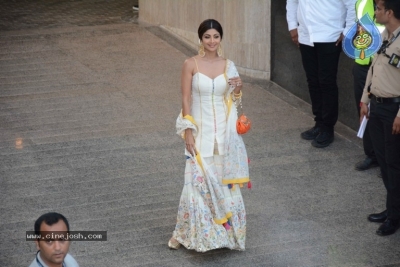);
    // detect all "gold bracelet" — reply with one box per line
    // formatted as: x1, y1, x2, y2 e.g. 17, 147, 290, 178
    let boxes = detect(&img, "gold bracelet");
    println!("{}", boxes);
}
231, 91, 242, 102
233, 91, 242, 98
